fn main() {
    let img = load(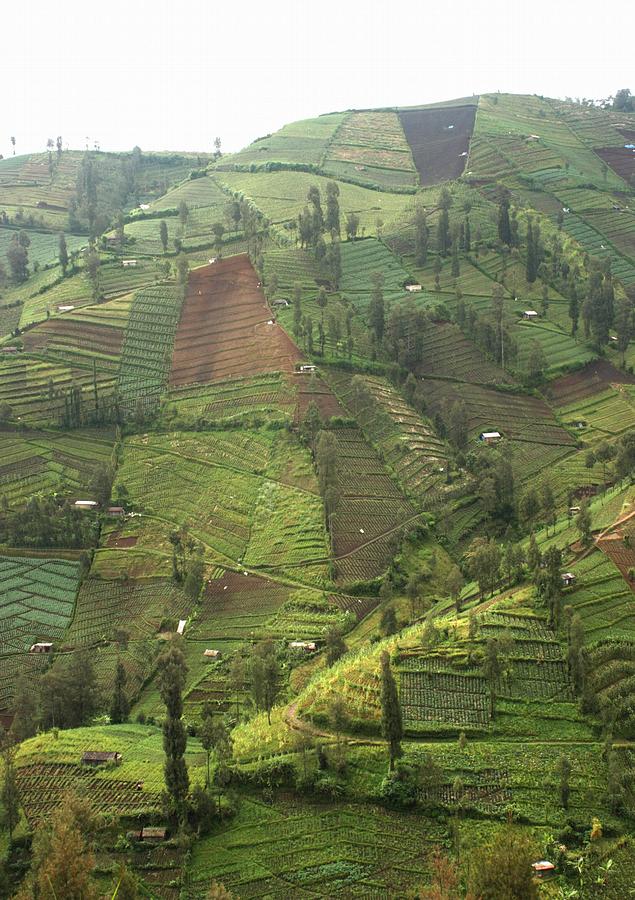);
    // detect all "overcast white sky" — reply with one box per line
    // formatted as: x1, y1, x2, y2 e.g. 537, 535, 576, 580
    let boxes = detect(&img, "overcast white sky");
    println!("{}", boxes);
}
1, 0, 632, 159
